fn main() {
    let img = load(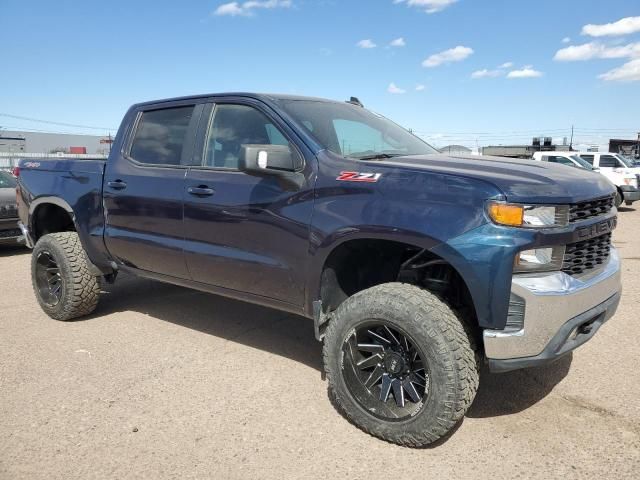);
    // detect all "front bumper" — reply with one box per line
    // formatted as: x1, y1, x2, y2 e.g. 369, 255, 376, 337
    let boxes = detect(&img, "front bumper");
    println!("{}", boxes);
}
620, 186, 640, 204
0, 218, 24, 245
483, 248, 621, 372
